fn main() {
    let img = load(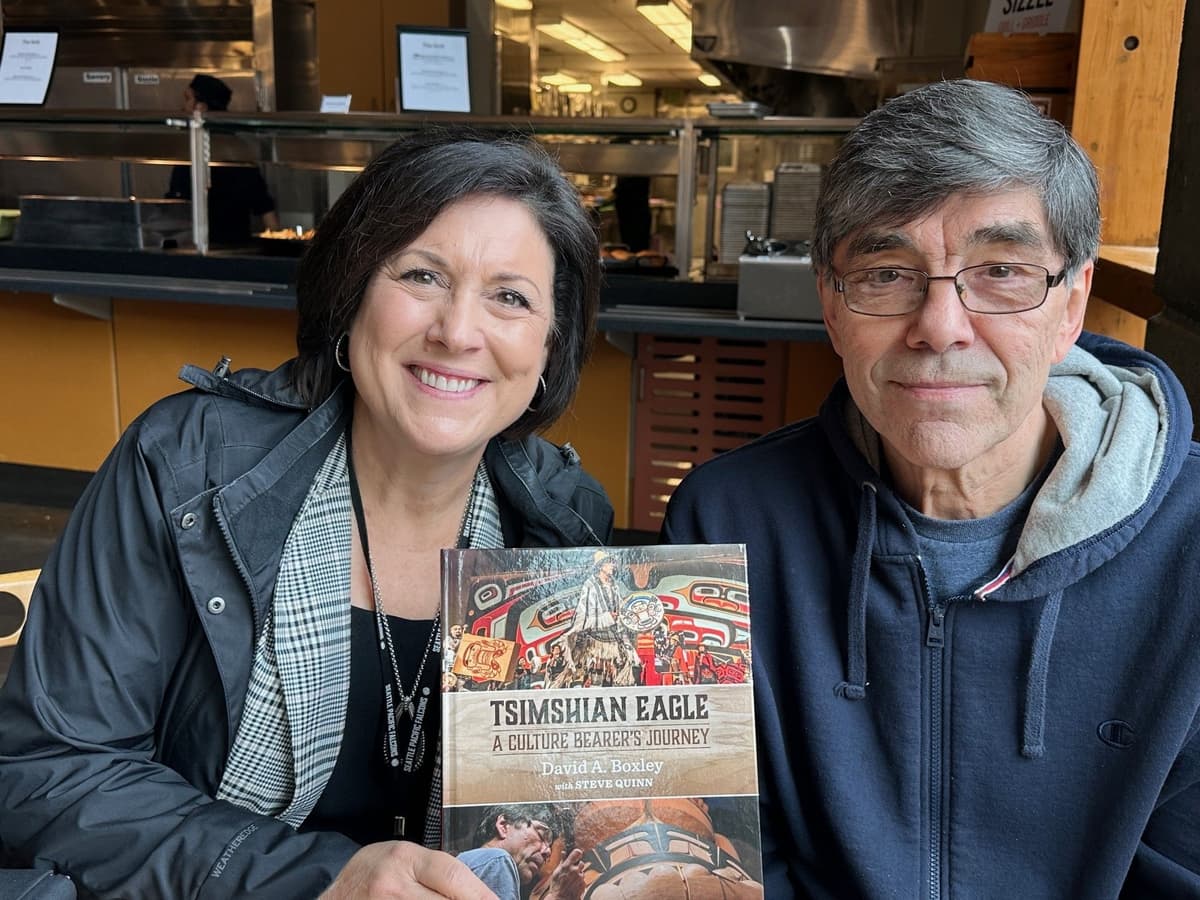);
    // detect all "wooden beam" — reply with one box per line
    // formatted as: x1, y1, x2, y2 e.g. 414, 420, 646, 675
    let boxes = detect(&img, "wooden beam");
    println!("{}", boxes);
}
1072, 0, 1186, 246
